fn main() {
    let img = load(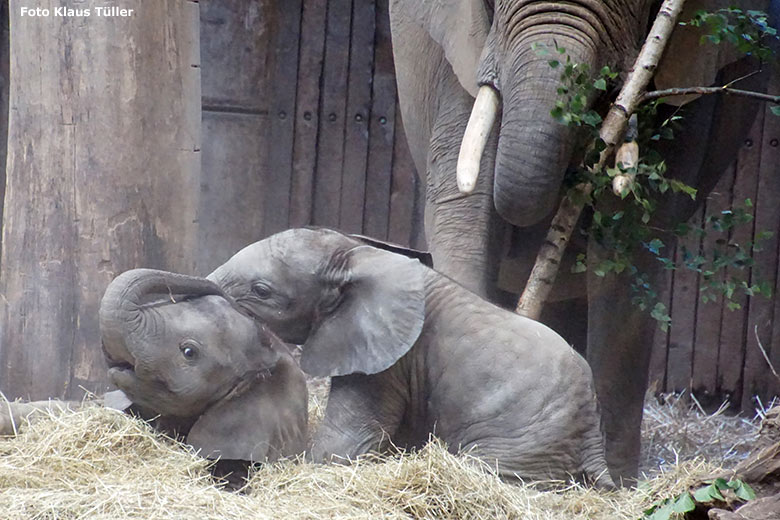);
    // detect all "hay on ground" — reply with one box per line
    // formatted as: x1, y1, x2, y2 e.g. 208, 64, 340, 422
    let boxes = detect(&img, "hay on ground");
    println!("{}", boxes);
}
641, 391, 761, 475
0, 402, 734, 520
